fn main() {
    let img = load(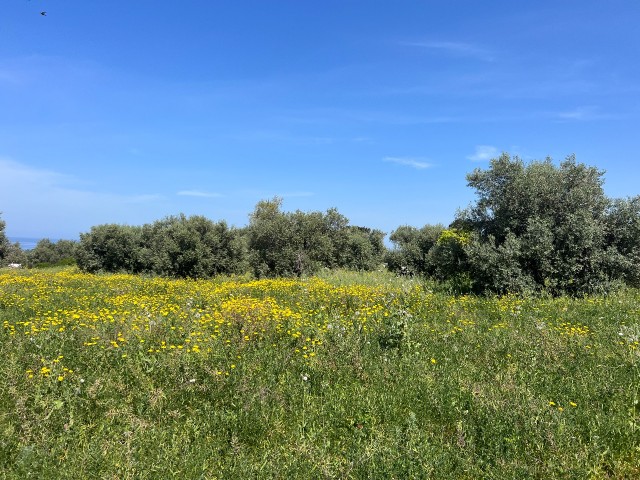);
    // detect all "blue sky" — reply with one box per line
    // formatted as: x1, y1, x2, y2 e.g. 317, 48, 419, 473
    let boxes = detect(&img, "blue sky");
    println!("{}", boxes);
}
1, 1, 639, 240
